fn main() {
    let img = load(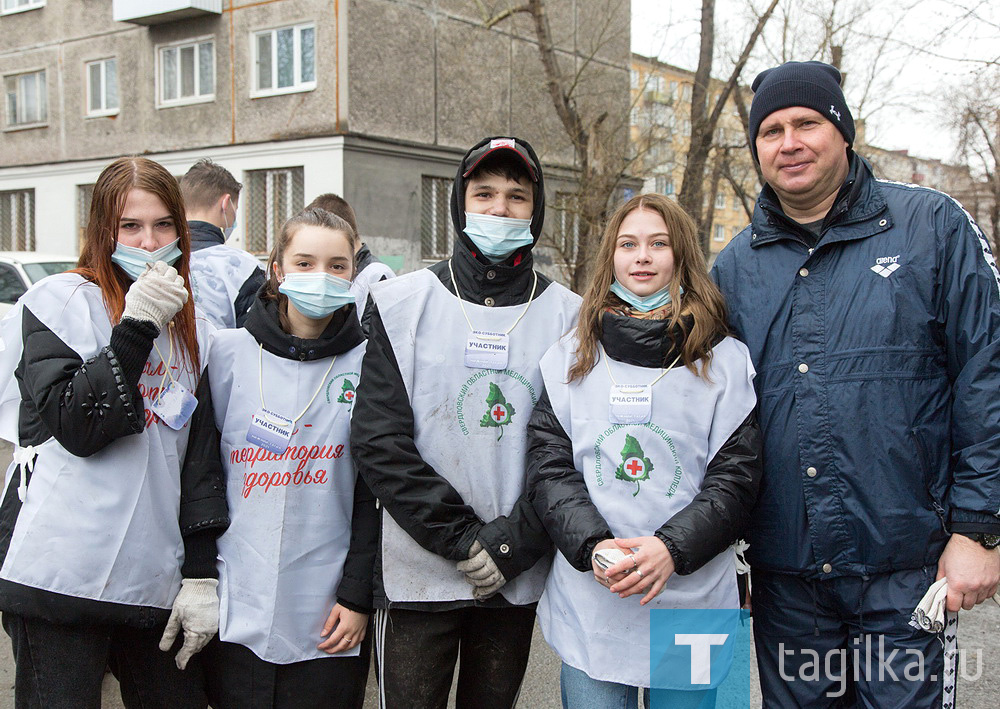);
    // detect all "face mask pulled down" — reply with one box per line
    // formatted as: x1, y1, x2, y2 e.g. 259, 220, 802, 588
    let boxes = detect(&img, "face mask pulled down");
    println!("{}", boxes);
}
278, 272, 354, 319
463, 212, 533, 262
112, 239, 183, 281
610, 280, 683, 313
